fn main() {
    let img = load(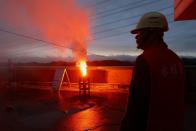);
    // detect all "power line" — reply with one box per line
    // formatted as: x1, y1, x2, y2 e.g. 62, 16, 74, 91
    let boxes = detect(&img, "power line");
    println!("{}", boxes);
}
85, 0, 114, 19
0, 13, 173, 56
91, 0, 158, 20
84, 0, 110, 8
91, 0, 144, 17
12, 44, 94, 57
6, 42, 46, 53
5, 16, 175, 56
88, 0, 112, 8
93, 13, 173, 35
11, 42, 96, 58
0, 28, 72, 57
92, 5, 173, 29
94, 22, 137, 35
13, 47, 55, 57
0, 28, 95, 57
0, 28, 66, 48
12, 45, 95, 58
0, 32, 31, 47
0, 14, 171, 55
0, 2, 174, 56
12, 45, 52, 56
8, 43, 48, 52
93, 19, 175, 41
0, 32, 48, 51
